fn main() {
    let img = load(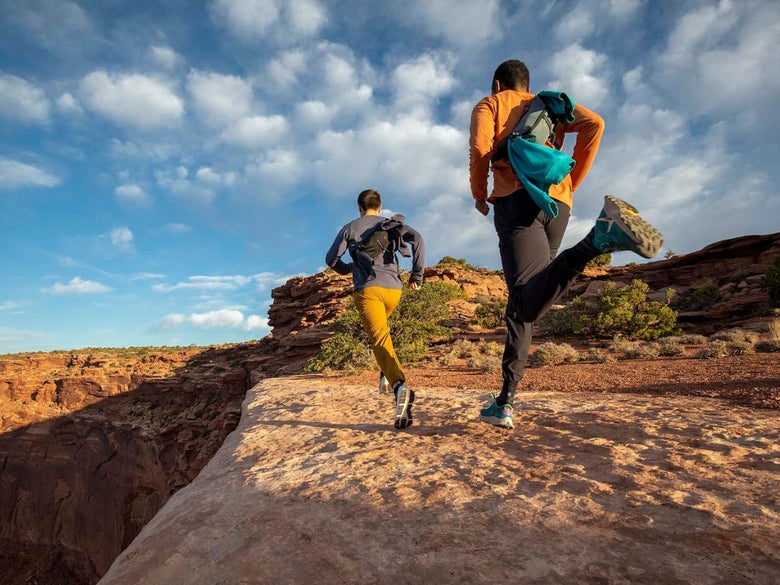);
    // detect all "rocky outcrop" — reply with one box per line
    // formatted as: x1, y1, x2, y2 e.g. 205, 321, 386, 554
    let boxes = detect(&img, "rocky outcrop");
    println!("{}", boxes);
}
0, 344, 267, 585
575, 232, 780, 332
